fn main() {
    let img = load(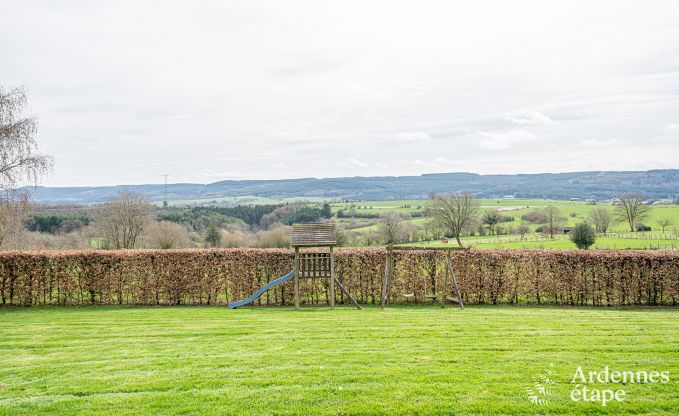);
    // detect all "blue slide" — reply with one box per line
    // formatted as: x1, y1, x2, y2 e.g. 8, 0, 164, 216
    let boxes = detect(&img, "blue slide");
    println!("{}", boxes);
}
228, 270, 295, 309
